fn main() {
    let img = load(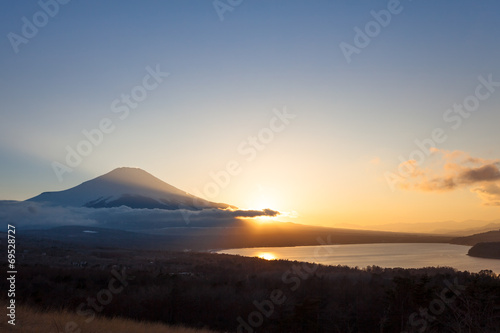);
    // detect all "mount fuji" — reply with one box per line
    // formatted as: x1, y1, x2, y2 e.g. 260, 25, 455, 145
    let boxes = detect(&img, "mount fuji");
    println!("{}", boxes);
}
28, 167, 233, 211
7, 167, 453, 250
